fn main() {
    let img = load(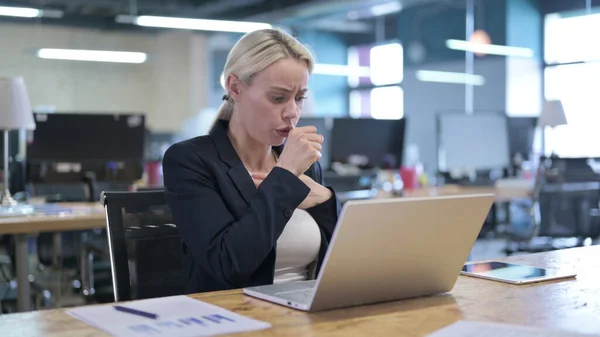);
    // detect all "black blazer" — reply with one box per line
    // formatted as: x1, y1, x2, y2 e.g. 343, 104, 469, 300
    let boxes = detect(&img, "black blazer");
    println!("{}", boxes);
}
162, 119, 341, 294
